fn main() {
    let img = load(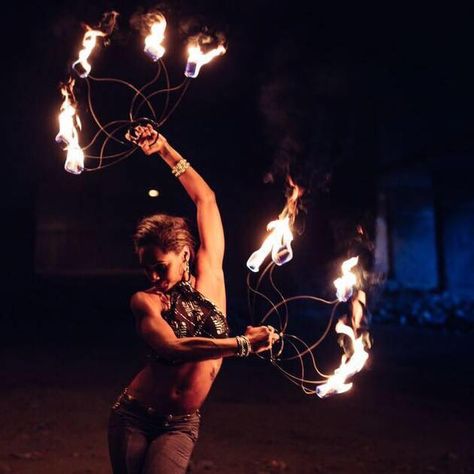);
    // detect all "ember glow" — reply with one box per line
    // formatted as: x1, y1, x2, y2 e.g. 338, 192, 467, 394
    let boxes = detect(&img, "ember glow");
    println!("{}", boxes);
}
184, 35, 226, 78
334, 256, 359, 302
55, 80, 85, 175
72, 28, 106, 78
316, 320, 369, 398
144, 15, 167, 61
247, 179, 303, 272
